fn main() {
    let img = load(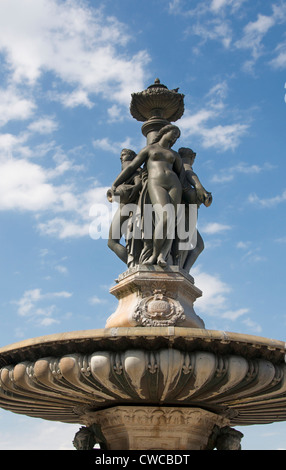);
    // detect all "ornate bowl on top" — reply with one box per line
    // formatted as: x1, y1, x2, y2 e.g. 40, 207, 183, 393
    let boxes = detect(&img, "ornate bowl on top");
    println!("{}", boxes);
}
130, 78, 185, 122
